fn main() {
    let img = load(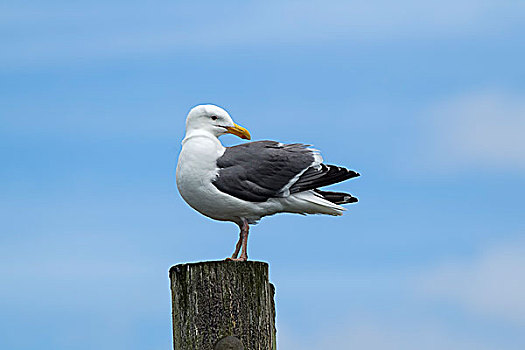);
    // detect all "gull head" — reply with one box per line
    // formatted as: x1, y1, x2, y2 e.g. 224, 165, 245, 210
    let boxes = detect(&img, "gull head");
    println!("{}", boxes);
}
185, 104, 251, 140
